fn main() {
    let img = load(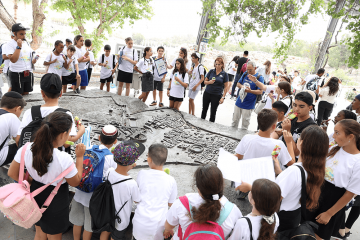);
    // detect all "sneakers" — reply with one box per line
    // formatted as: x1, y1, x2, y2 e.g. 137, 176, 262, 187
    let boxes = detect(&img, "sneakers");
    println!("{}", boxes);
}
150, 101, 157, 106
159, 103, 164, 107
76, 88, 80, 94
